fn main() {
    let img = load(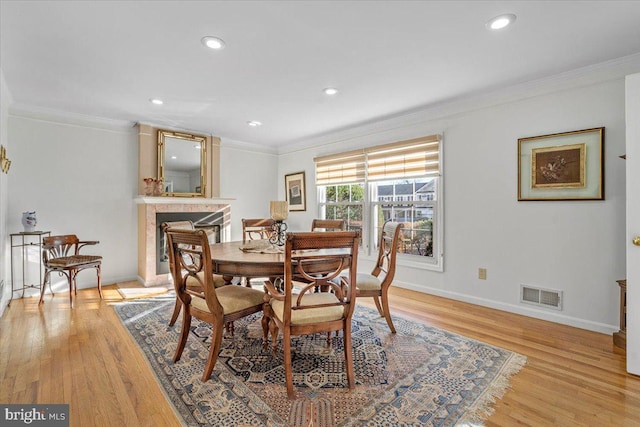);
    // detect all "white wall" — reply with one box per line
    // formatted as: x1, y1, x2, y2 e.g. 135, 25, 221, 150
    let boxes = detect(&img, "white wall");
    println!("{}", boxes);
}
0, 111, 280, 304
7, 114, 139, 296
277, 160, 317, 233
220, 144, 278, 241
0, 69, 13, 317
279, 78, 627, 333
0, 71, 629, 335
